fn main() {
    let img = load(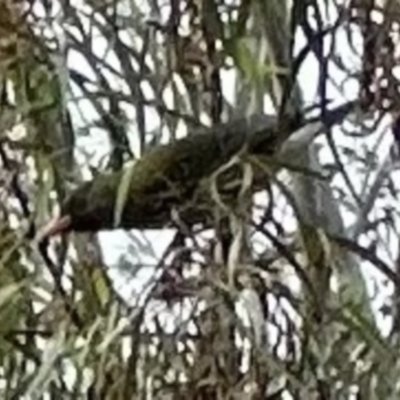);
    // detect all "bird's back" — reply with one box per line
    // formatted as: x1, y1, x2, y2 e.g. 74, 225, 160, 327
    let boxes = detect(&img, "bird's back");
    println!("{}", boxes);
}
127, 114, 279, 196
